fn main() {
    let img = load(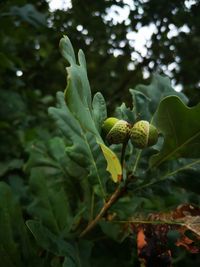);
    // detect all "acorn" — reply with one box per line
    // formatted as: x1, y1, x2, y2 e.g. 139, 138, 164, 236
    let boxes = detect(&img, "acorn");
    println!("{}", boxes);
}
130, 120, 158, 149
102, 117, 131, 144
